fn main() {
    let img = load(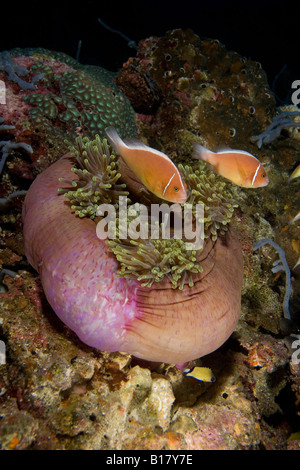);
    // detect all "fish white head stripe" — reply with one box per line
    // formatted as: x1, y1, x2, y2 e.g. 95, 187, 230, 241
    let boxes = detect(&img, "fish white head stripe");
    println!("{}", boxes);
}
162, 173, 175, 196
251, 163, 261, 185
